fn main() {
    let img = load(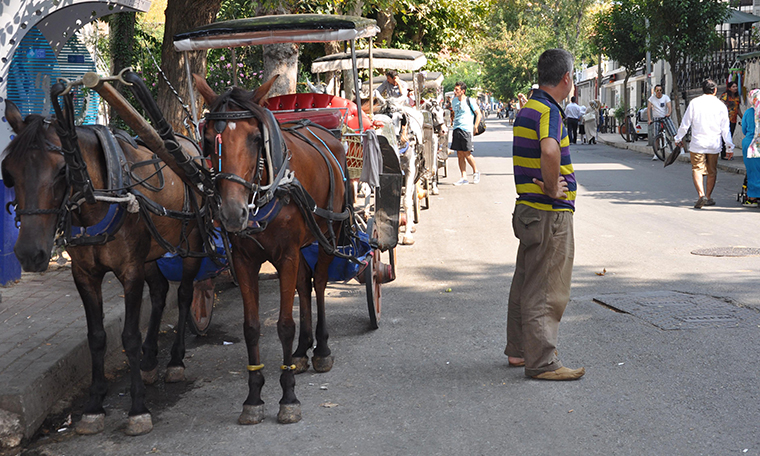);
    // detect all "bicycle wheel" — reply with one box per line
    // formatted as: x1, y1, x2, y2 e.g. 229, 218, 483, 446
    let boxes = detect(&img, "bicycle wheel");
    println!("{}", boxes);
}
653, 132, 673, 161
